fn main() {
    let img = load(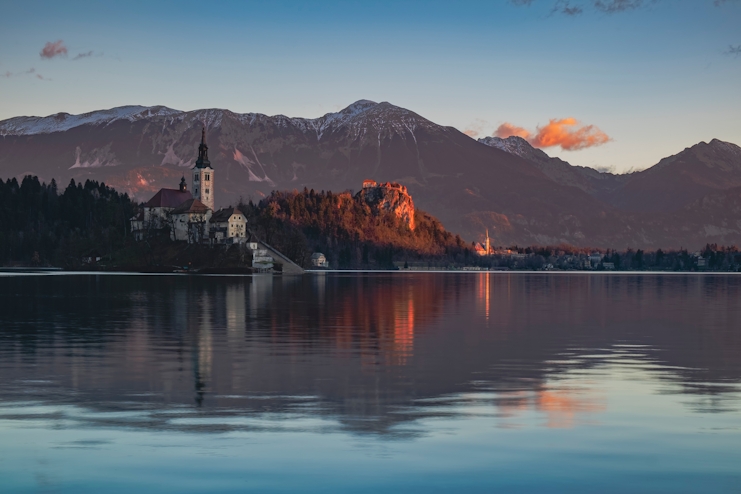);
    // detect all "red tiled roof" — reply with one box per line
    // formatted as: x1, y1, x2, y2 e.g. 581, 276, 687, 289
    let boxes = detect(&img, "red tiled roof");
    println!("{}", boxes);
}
145, 188, 193, 209
171, 198, 211, 214
210, 207, 245, 223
